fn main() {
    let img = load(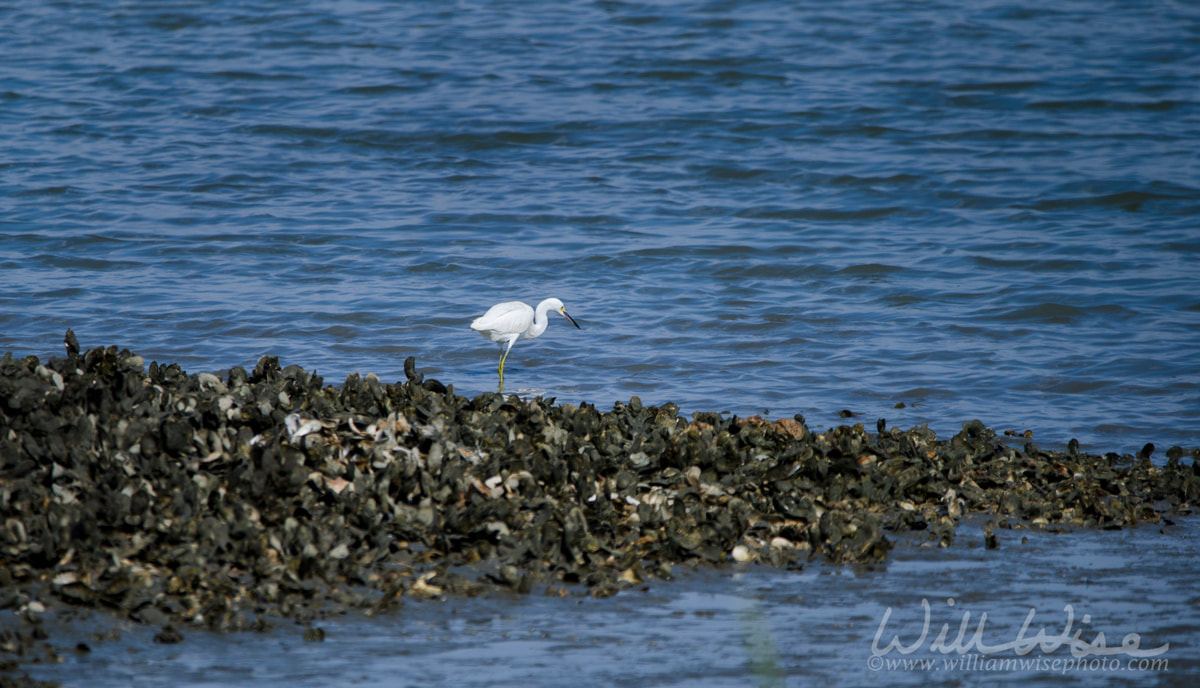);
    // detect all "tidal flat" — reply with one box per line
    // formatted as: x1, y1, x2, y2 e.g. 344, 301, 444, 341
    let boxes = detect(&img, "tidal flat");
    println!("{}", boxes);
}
1, 335, 1196, 686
